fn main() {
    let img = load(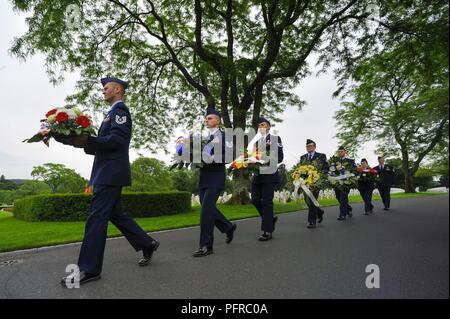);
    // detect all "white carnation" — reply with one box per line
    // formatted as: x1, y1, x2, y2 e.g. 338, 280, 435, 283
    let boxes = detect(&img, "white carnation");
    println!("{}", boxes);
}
66, 109, 77, 119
